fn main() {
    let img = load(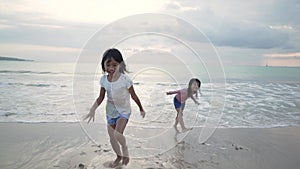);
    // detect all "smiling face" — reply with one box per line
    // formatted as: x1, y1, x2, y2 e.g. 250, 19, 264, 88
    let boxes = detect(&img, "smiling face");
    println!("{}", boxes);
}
104, 58, 120, 76
191, 81, 200, 92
